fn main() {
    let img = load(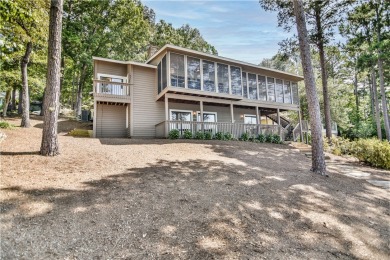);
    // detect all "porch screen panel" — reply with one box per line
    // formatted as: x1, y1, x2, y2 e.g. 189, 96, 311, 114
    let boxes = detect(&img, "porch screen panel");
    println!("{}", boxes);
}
157, 62, 162, 94
284, 81, 292, 103
275, 79, 284, 103
187, 57, 201, 90
170, 53, 185, 88
162, 55, 167, 89
203, 60, 215, 92
258, 75, 267, 101
292, 82, 299, 105
230, 66, 242, 96
267, 77, 275, 102
217, 63, 229, 94
248, 73, 257, 100
242, 72, 248, 98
